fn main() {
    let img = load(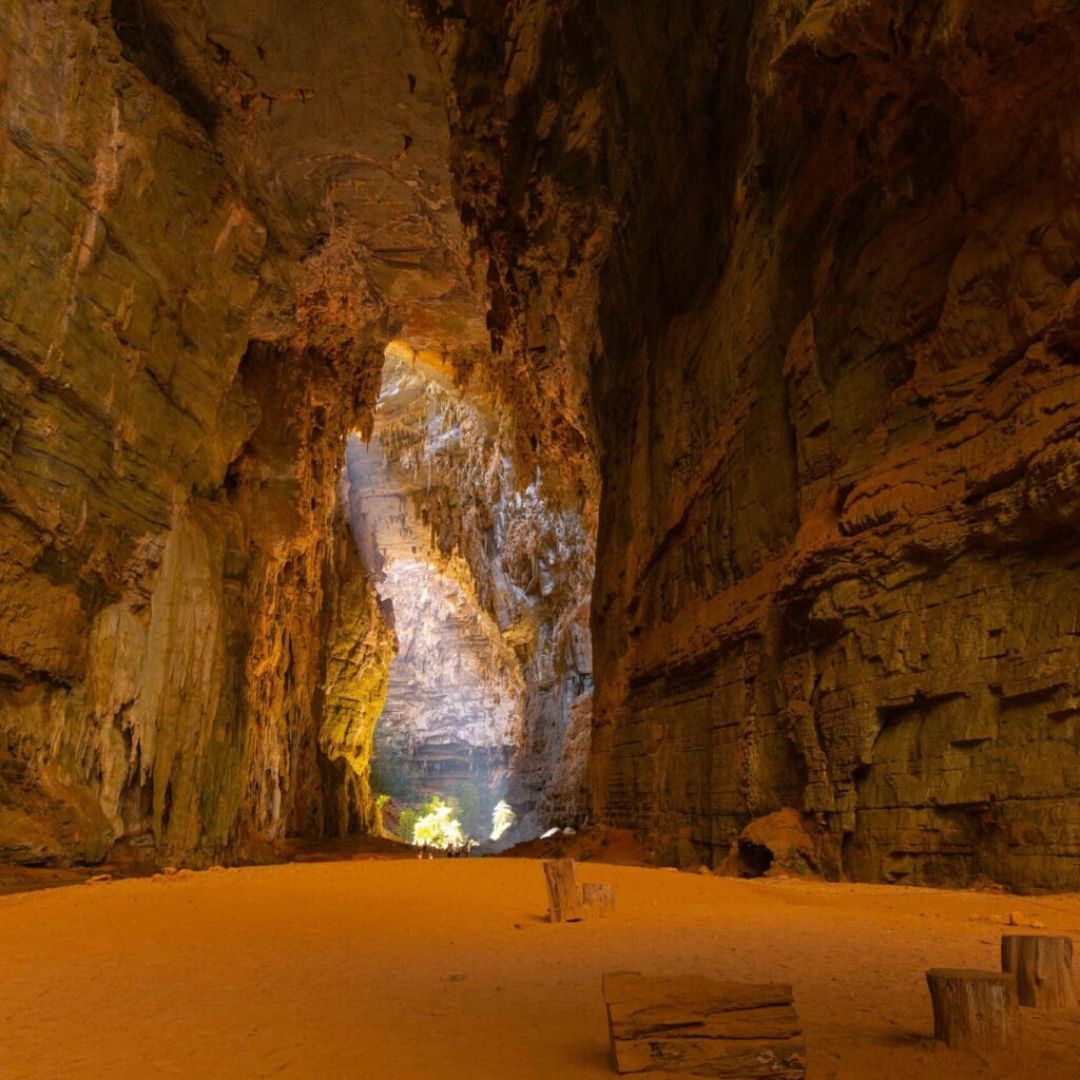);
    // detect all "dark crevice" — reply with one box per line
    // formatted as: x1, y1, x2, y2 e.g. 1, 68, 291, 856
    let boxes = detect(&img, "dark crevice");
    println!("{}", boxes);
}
736, 838, 775, 877
110, 0, 219, 133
